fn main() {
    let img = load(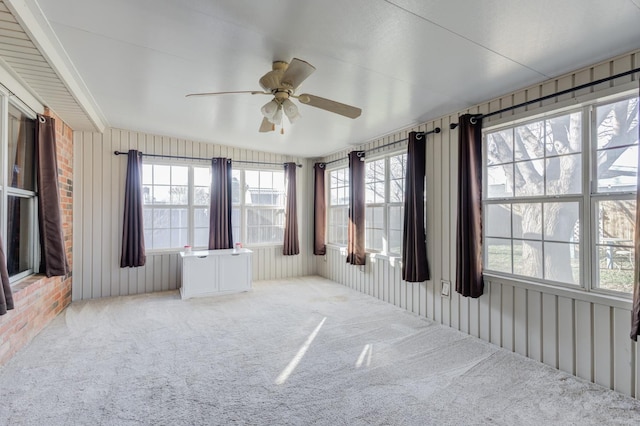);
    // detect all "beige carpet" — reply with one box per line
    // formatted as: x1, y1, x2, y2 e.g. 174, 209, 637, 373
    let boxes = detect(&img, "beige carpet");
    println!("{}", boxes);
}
0, 275, 639, 425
